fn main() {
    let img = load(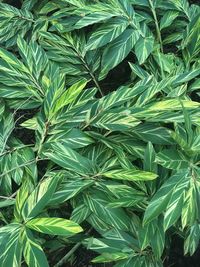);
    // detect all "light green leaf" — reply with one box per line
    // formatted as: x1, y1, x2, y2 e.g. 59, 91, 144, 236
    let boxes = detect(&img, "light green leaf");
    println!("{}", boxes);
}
46, 128, 94, 149
102, 169, 157, 181
92, 252, 129, 263
51, 79, 88, 117
14, 180, 33, 222
92, 112, 141, 131
26, 217, 83, 236
181, 182, 200, 228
